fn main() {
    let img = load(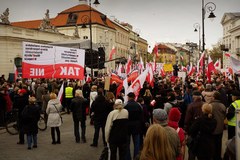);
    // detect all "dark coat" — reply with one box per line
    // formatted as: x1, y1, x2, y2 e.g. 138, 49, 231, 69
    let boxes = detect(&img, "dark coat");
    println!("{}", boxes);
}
91, 95, 111, 123
70, 96, 87, 121
189, 114, 217, 159
124, 100, 143, 135
22, 104, 41, 134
